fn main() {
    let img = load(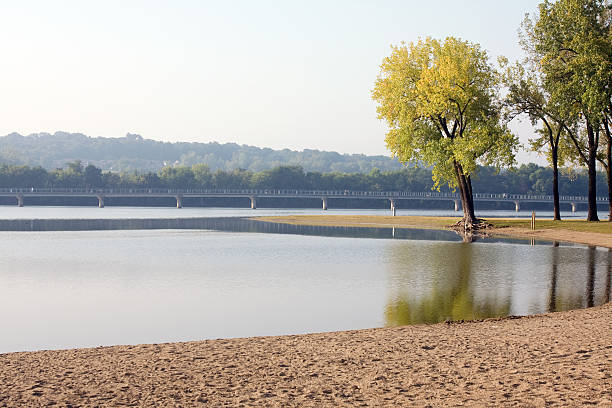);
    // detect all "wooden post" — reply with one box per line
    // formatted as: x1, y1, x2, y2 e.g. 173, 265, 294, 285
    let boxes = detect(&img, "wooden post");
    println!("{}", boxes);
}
531, 211, 536, 230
